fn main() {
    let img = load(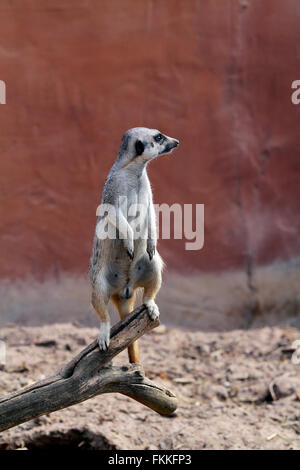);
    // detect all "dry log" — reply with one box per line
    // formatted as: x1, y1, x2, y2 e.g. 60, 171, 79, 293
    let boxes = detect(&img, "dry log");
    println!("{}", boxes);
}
0, 305, 177, 432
